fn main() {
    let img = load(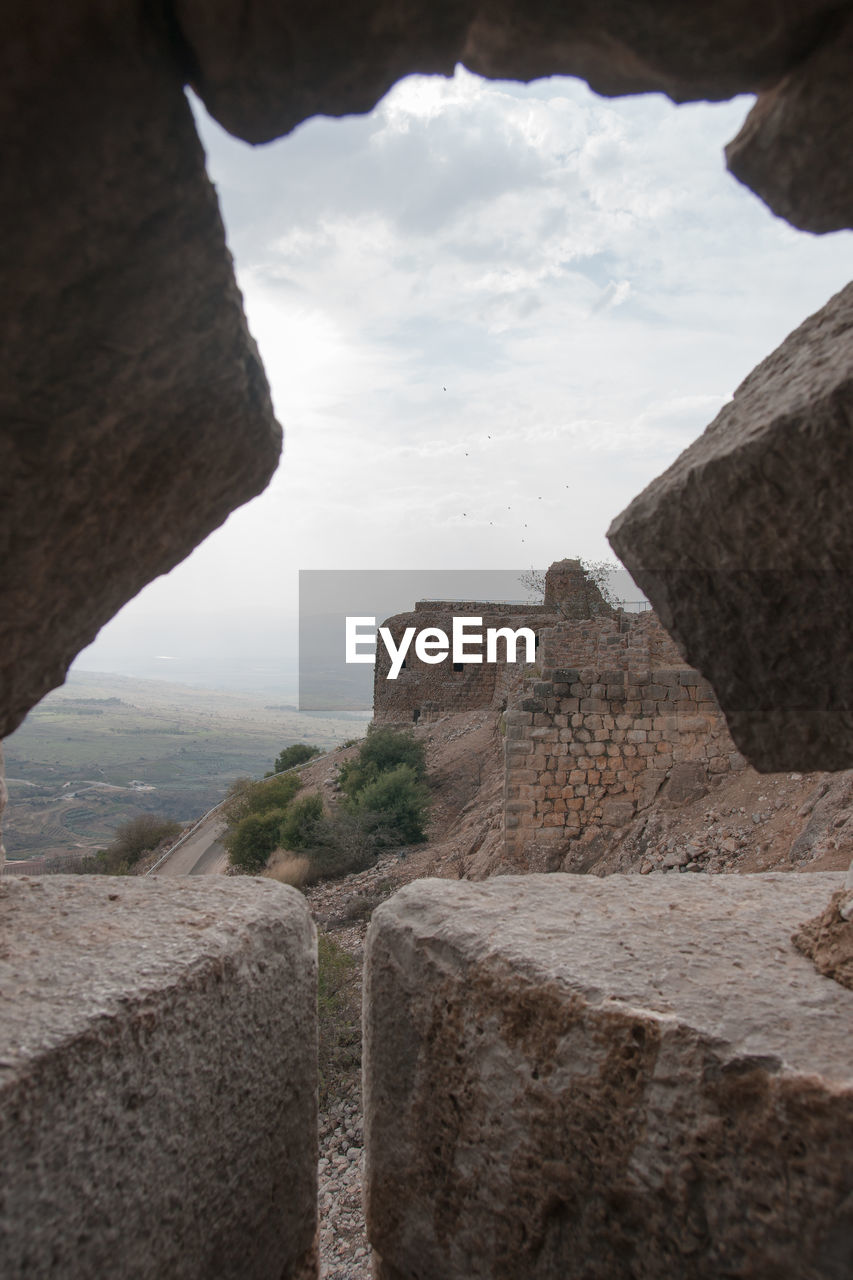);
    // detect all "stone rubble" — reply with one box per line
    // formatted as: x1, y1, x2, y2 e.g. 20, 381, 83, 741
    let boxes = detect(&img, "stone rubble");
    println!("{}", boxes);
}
317, 1083, 371, 1280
